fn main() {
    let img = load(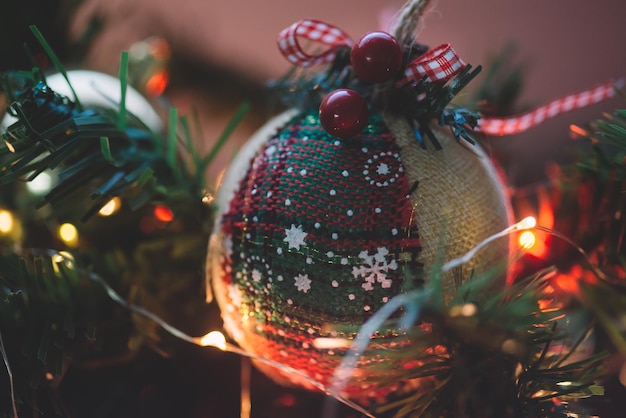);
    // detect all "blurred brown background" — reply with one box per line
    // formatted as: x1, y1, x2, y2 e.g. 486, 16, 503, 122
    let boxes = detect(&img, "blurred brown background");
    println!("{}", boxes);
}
2, 0, 626, 185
